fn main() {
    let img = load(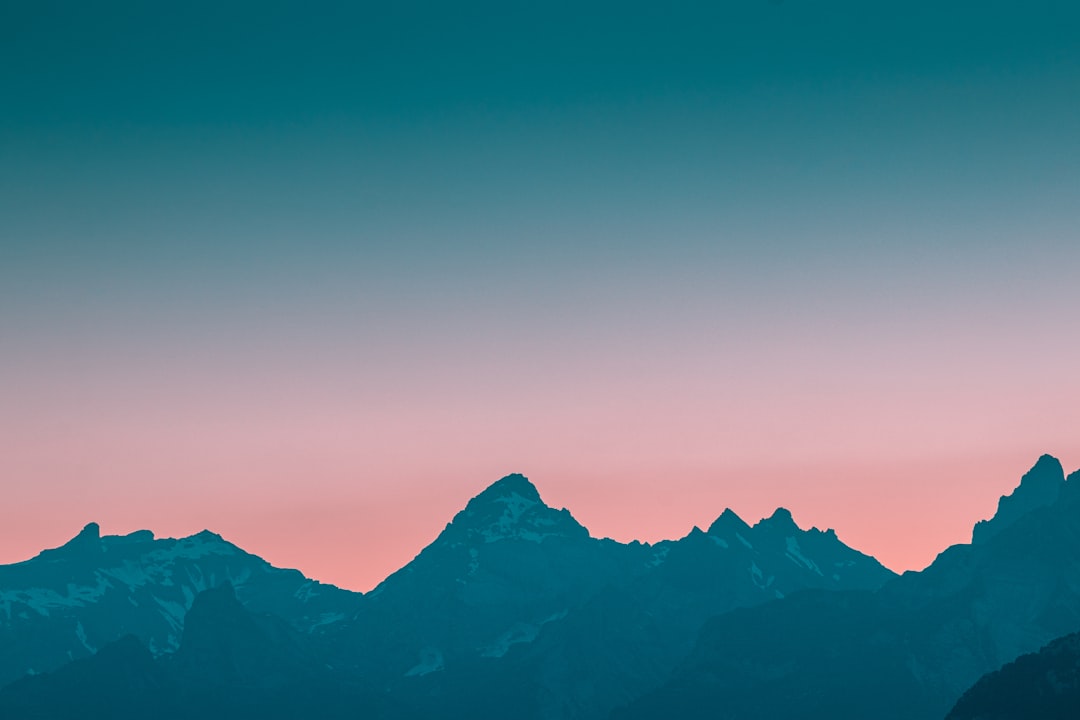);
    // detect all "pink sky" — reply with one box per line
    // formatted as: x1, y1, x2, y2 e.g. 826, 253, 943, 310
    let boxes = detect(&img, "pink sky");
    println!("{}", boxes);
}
2, 315, 1077, 591
3, 0, 1079, 596
3, 236, 1080, 592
